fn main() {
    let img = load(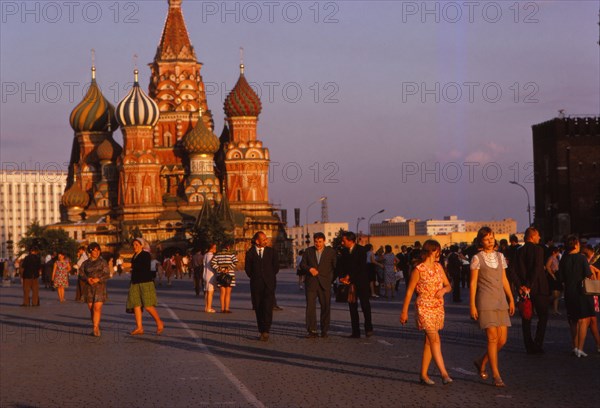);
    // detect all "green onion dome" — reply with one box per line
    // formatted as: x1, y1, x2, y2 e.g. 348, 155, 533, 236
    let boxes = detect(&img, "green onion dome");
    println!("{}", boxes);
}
69, 66, 119, 133
183, 113, 220, 155
61, 183, 90, 208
